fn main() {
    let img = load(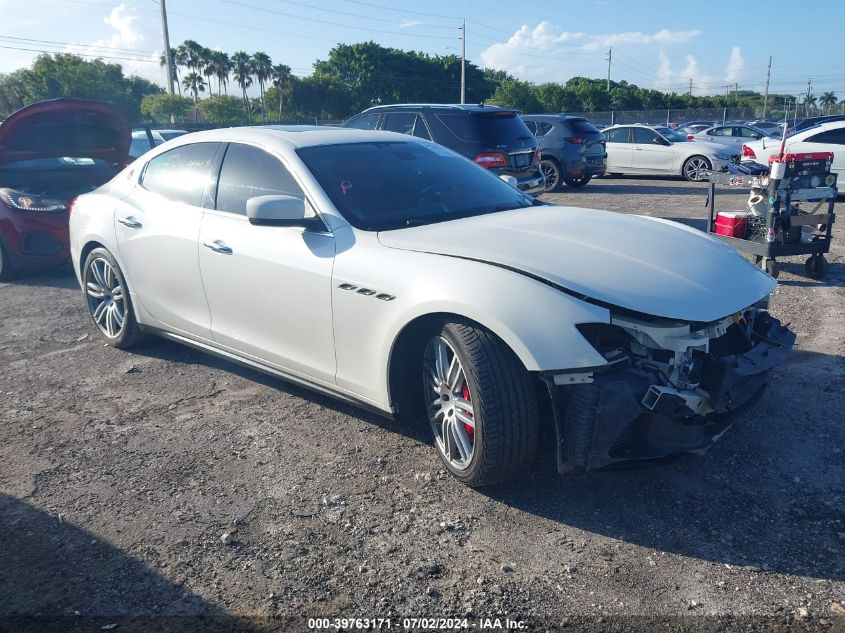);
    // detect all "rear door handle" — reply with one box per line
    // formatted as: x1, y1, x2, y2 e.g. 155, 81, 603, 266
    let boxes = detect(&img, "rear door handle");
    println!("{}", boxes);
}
117, 216, 142, 229
203, 239, 233, 255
